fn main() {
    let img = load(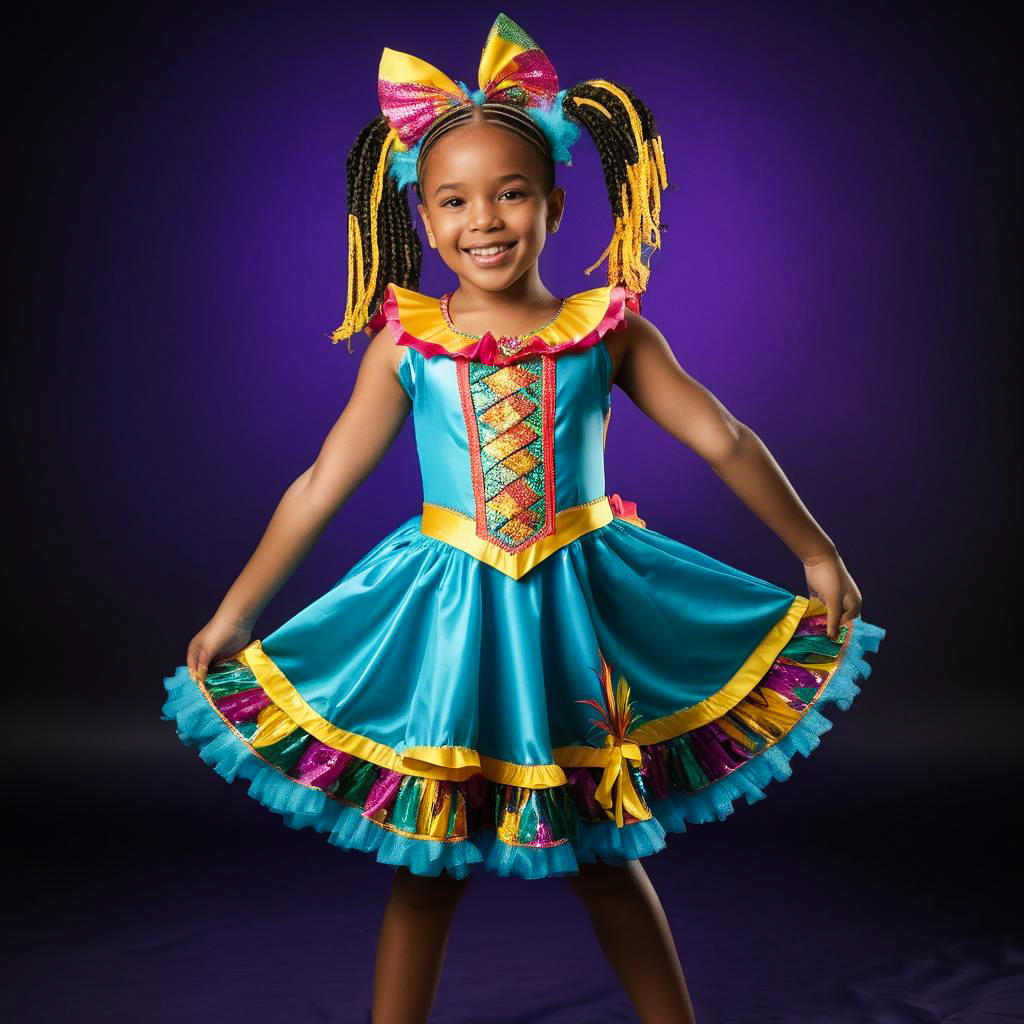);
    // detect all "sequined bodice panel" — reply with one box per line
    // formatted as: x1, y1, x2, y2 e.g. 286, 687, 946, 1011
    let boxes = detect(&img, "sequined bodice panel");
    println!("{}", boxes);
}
398, 341, 612, 546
